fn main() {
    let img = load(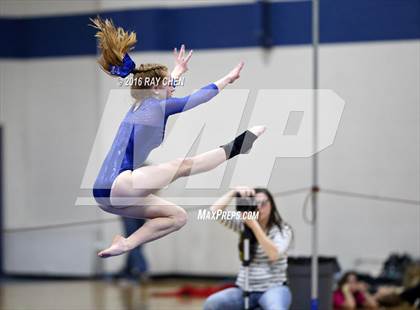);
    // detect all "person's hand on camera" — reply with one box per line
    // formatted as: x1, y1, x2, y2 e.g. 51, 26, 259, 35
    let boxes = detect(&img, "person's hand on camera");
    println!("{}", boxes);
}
234, 186, 255, 197
244, 218, 259, 230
